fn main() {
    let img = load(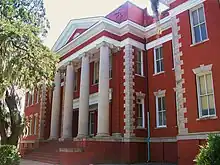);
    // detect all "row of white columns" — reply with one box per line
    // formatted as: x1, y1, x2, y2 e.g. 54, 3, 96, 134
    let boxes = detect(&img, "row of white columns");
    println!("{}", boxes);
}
49, 42, 110, 139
